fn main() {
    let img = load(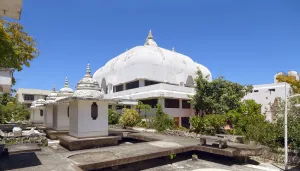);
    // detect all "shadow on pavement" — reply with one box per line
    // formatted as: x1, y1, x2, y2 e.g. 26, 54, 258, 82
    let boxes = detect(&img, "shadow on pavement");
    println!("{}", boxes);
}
196, 151, 260, 166
0, 152, 42, 170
